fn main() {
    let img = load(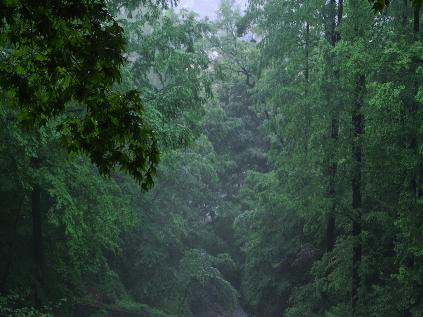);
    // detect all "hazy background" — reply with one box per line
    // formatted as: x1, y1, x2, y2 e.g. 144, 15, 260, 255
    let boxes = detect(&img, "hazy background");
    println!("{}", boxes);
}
177, 0, 247, 18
